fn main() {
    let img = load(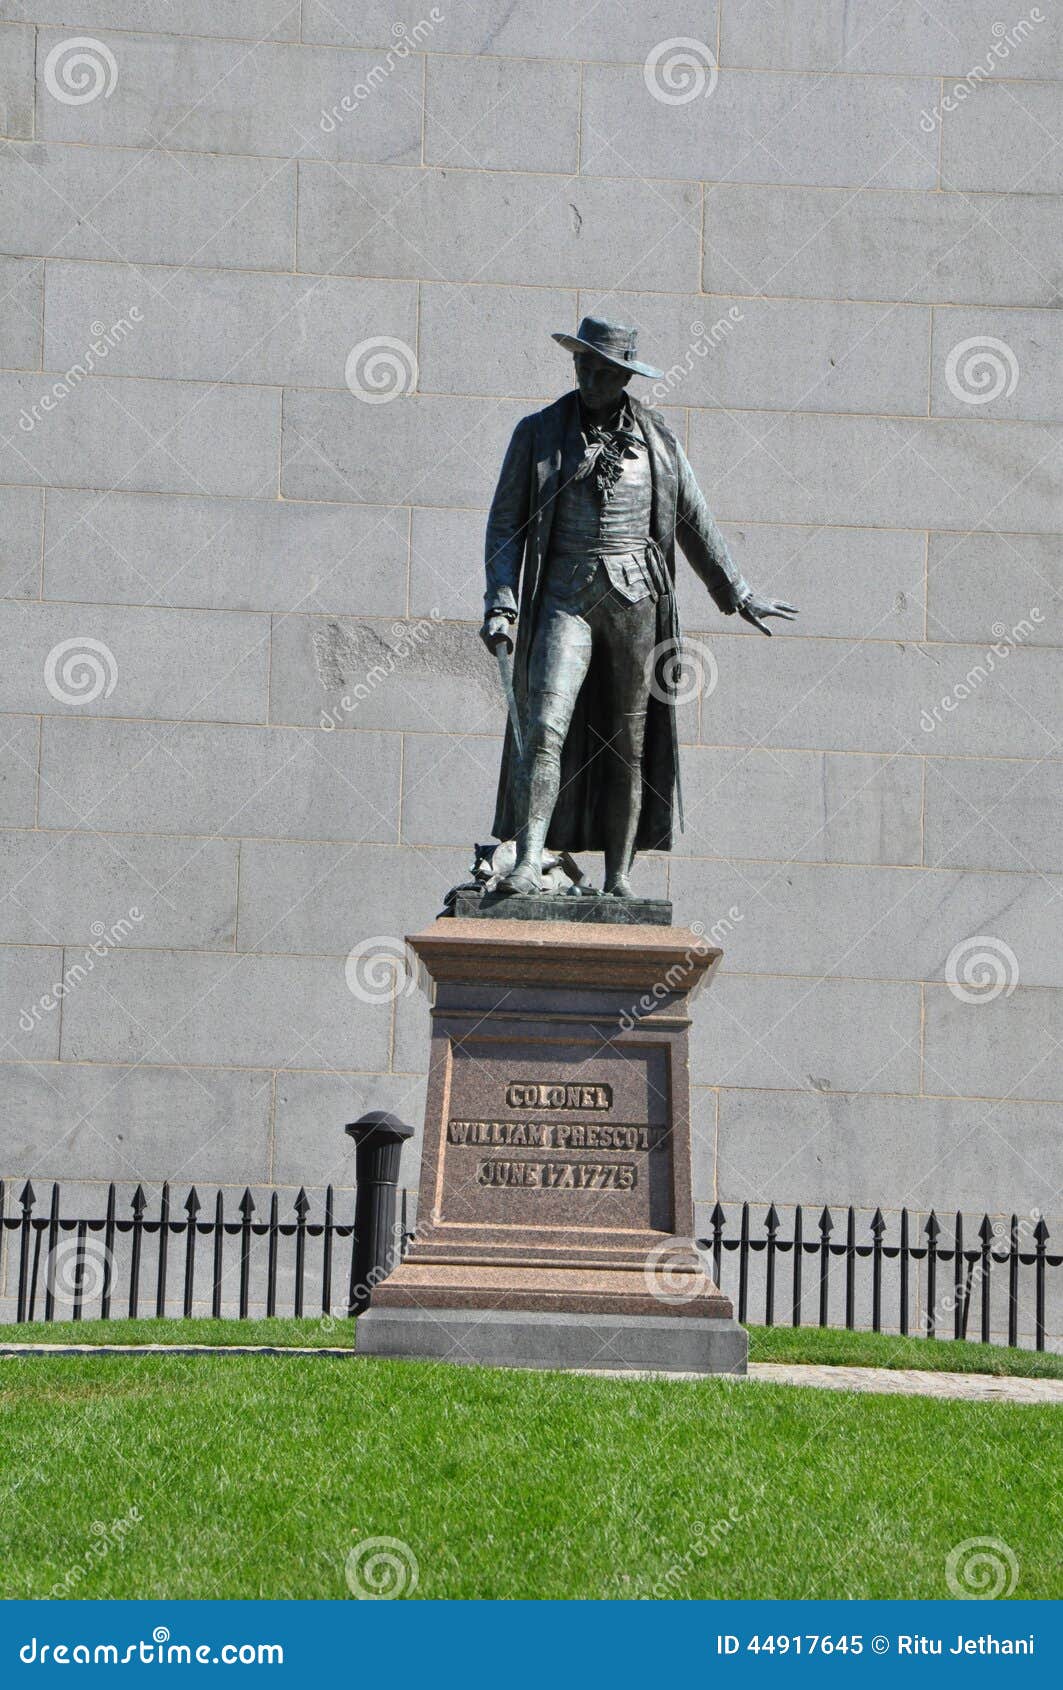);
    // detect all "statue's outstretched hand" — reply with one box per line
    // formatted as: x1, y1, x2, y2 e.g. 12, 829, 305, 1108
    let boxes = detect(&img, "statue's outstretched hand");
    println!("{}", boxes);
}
737, 594, 799, 637
479, 613, 515, 654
